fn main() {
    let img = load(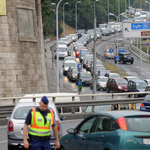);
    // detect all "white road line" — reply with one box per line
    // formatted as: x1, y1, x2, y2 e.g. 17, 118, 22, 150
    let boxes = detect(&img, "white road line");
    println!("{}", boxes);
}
0, 140, 7, 144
